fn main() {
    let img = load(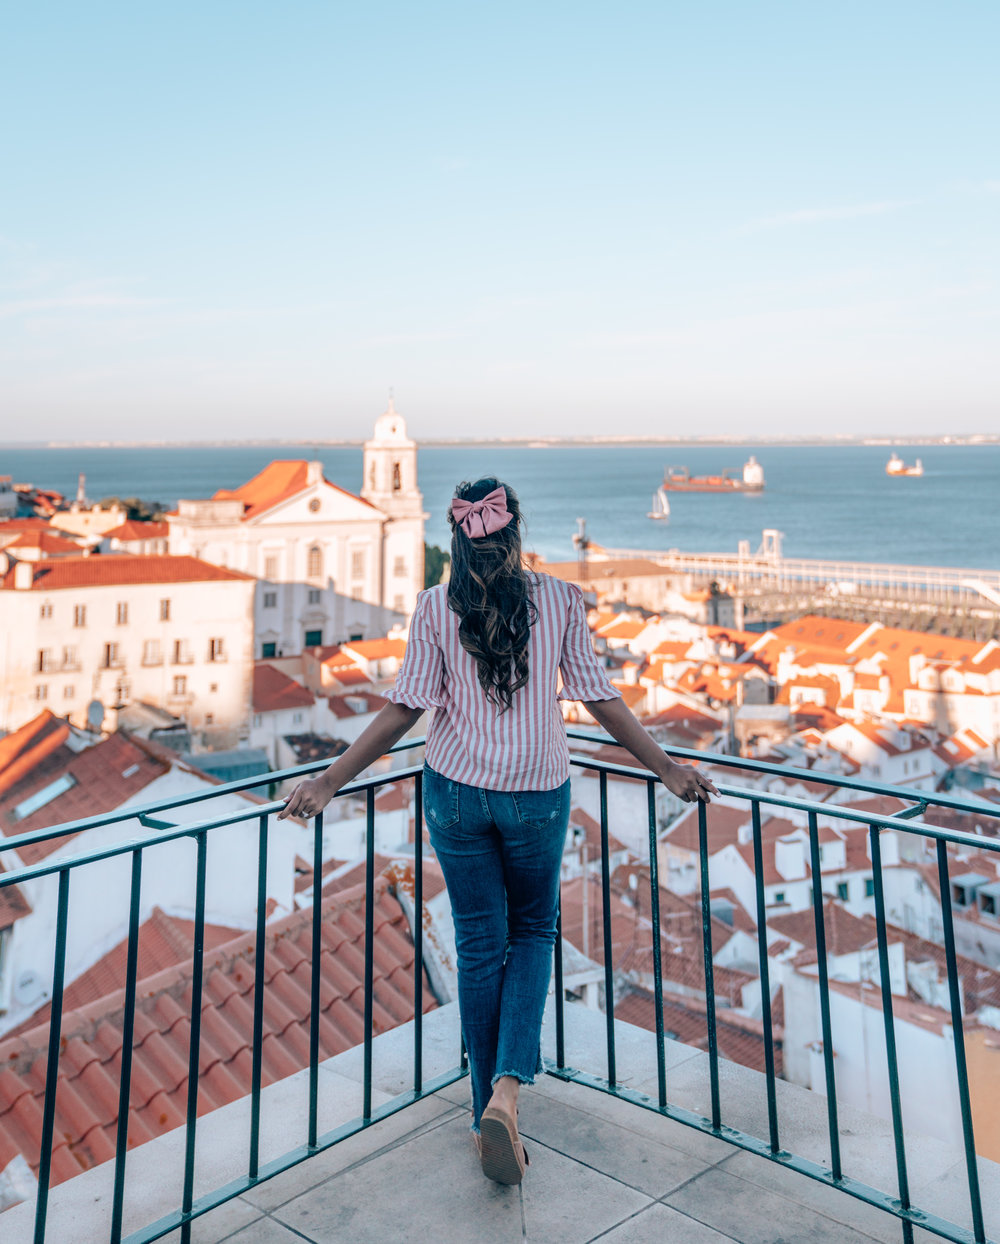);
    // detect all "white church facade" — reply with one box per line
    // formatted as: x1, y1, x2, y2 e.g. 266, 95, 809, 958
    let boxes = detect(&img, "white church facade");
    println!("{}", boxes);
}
167, 401, 427, 658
